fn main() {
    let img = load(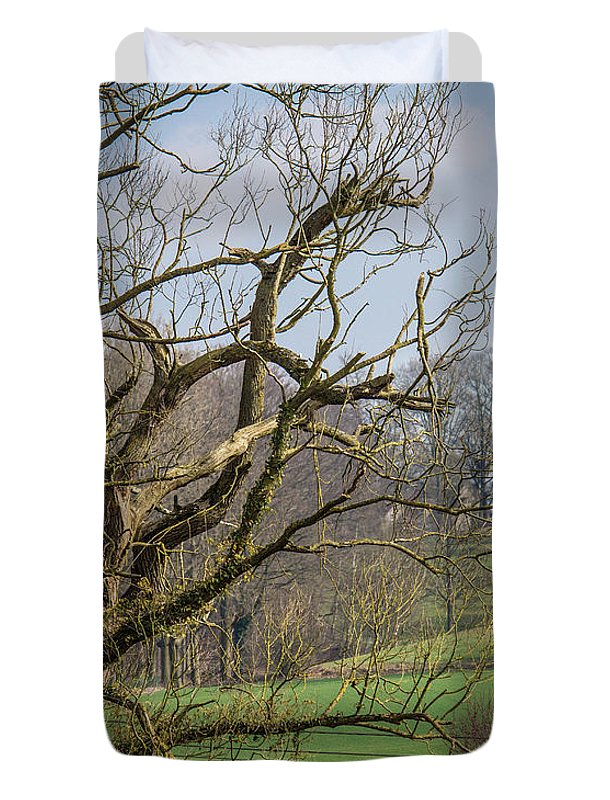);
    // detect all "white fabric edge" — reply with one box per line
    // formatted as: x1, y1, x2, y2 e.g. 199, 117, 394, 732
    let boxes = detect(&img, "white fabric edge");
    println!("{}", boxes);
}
143, 29, 450, 83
